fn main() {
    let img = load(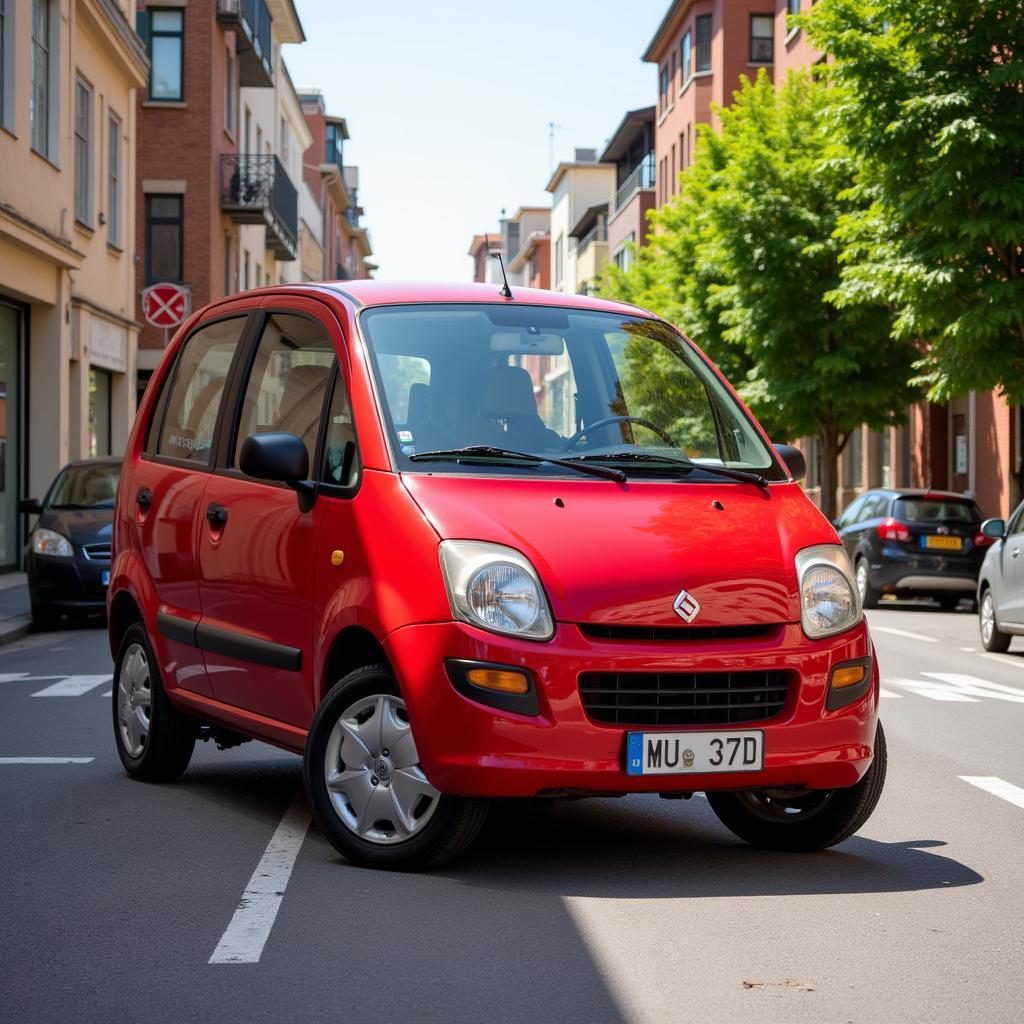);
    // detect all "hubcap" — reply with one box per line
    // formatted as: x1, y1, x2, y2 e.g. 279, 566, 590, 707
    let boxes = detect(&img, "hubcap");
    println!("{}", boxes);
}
981, 594, 995, 644
736, 788, 835, 823
117, 642, 152, 758
323, 694, 440, 845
